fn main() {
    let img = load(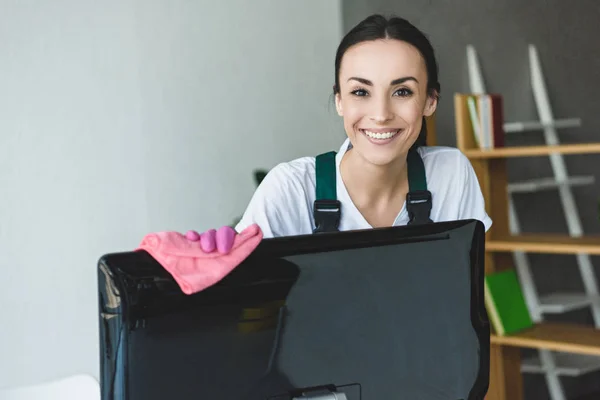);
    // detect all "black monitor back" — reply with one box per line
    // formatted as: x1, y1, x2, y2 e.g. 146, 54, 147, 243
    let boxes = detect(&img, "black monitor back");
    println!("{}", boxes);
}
98, 219, 489, 400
